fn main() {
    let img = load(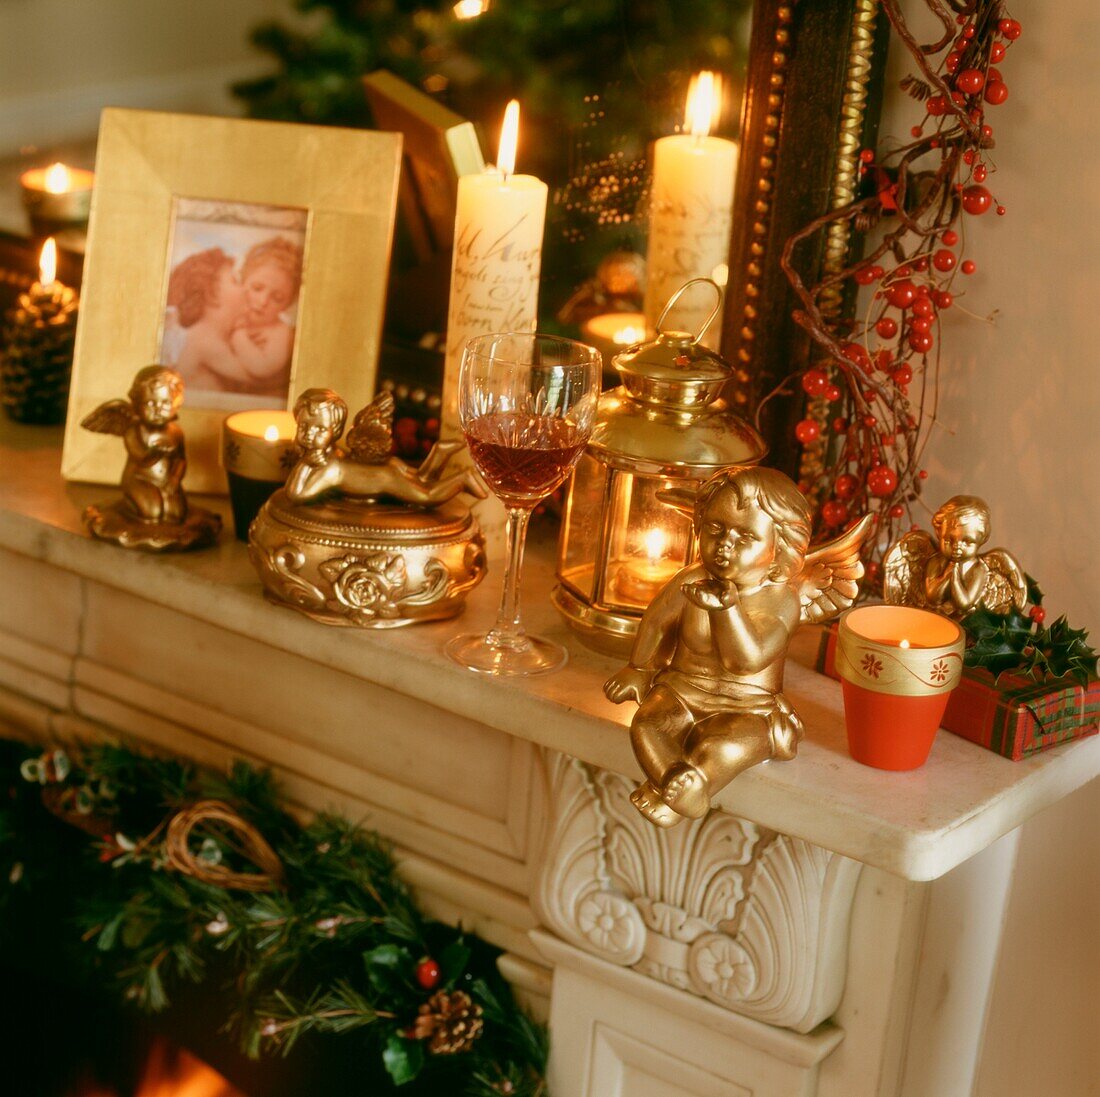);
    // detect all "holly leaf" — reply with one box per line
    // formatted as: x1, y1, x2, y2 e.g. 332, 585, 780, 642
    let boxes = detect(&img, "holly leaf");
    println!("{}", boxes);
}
1041, 616, 1099, 684
363, 943, 413, 996
382, 1031, 425, 1086
1025, 573, 1044, 606
437, 938, 472, 989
